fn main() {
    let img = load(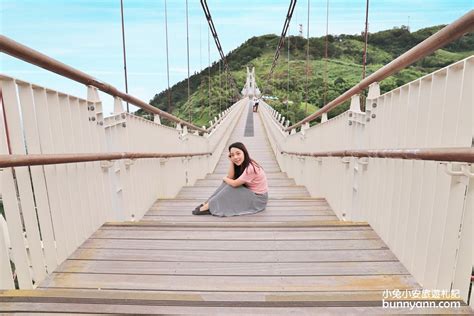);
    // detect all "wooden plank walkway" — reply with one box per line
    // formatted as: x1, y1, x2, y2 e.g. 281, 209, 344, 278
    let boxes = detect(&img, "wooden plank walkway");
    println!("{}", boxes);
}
1, 102, 471, 314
